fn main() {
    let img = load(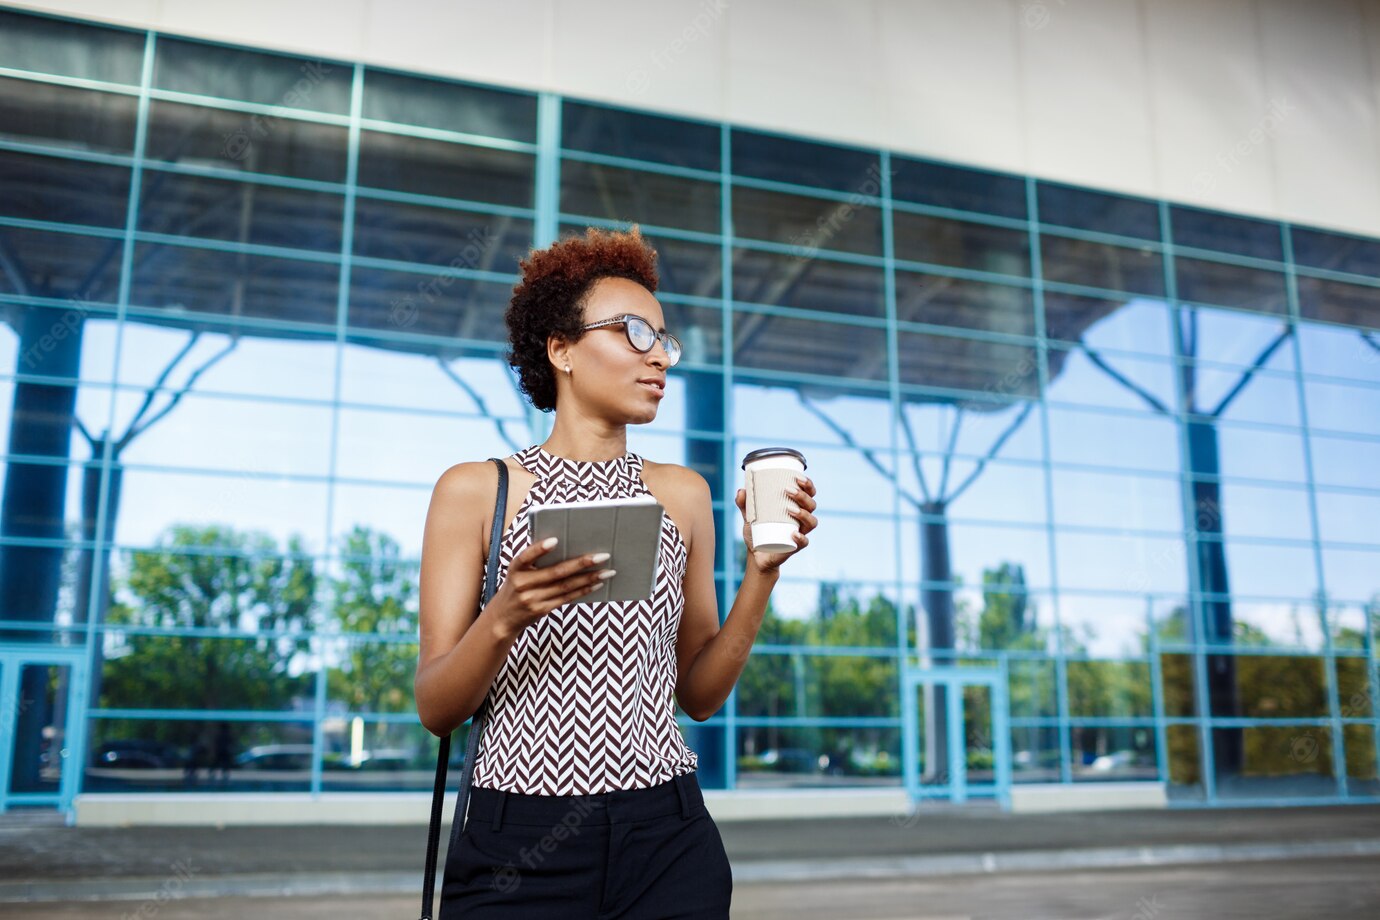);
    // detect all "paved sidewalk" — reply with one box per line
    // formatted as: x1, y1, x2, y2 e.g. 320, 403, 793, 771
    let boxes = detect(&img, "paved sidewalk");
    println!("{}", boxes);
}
3, 803, 1380, 902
